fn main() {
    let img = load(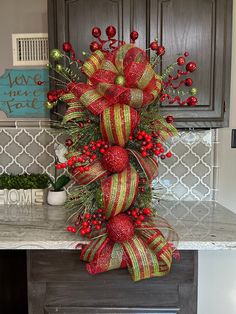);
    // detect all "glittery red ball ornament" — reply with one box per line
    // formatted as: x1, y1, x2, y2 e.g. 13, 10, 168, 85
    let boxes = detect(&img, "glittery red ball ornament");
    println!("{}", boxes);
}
166, 115, 174, 123
106, 214, 135, 243
156, 45, 165, 56
90, 41, 101, 52
101, 146, 129, 173
130, 31, 139, 41
92, 27, 101, 38
177, 56, 185, 66
62, 42, 72, 52
187, 96, 198, 106
150, 41, 158, 50
186, 61, 197, 72
106, 25, 116, 38
185, 78, 193, 86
